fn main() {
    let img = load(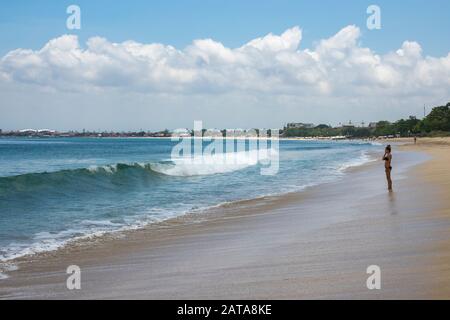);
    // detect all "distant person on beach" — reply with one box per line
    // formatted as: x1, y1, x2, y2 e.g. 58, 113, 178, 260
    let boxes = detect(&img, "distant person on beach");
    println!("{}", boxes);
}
414, 137, 417, 144
383, 145, 393, 191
